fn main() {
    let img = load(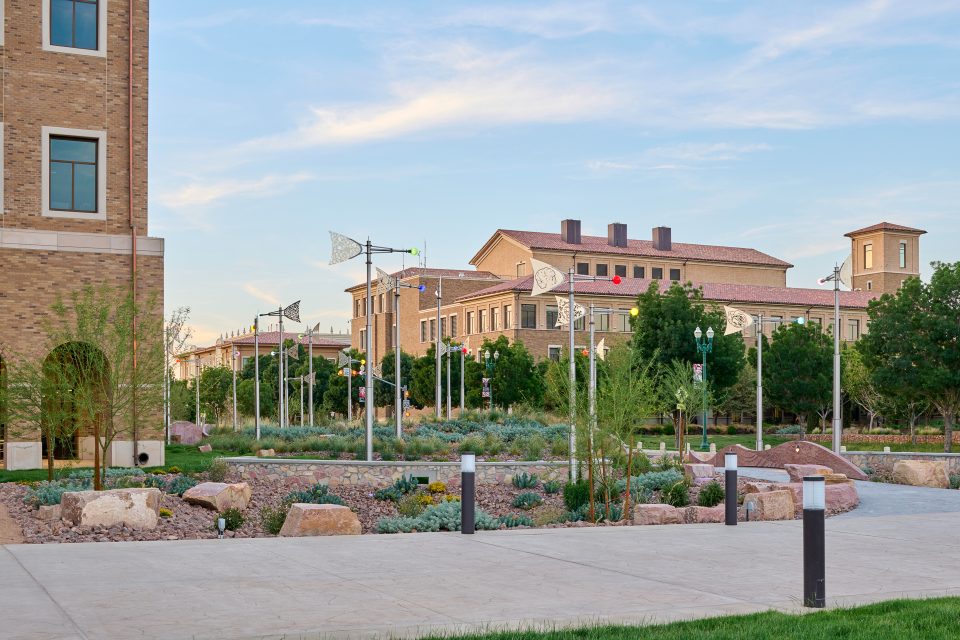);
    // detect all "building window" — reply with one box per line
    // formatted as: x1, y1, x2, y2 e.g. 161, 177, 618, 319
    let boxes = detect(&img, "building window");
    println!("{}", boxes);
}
848, 319, 860, 341
49, 136, 97, 212
614, 265, 626, 278
619, 309, 632, 332
633, 266, 645, 279
440, 317, 446, 338
354, 299, 360, 318
899, 241, 907, 269
577, 263, 590, 276
504, 305, 512, 330
669, 268, 681, 281
491, 308, 499, 331
521, 304, 536, 329
429, 319, 437, 341
548, 346, 562, 361
478, 310, 487, 333
466, 312, 474, 334
43, 0, 106, 56
420, 321, 427, 343
770, 316, 783, 332
42, 127, 106, 219
359, 329, 366, 347
809, 317, 822, 327
864, 243, 873, 269
450, 315, 458, 338
597, 314, 610, 332
596, 264, 609, 277
652, 267, 663, 280
546, 305, 558, 328
516, 262, 526, 277
866, 281, 872, 291
574, 316, 585, 331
